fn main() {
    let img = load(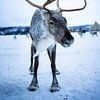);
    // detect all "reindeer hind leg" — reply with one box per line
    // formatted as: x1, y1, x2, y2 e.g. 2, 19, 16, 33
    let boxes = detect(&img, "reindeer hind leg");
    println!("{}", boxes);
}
29, 44, 36, 75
